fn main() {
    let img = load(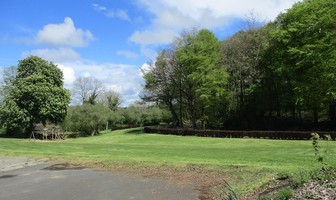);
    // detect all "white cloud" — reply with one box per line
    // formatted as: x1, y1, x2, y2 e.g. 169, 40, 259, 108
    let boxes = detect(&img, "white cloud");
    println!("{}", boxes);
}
140, 62, 152, 74
83, 72, 91, 77
138, 0, 297, 22
129, 29, 177, 46
57, 64, 76, 87
21, 48, 81, 63
117, 50, 139, 59
107, 9, 131, 21
36, 17, 94, 47
92, 3, 131, 21
92, 3, 107, 11
57, 61, 144, 106
139, 46, 157, 60
131, 0, 298, 49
